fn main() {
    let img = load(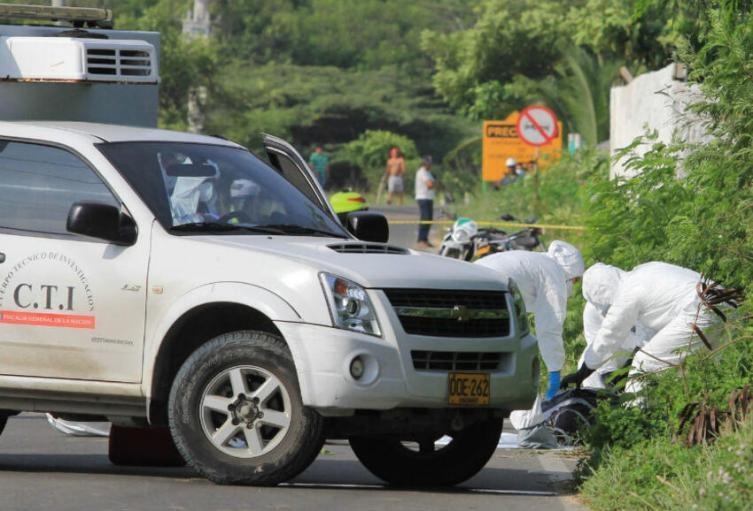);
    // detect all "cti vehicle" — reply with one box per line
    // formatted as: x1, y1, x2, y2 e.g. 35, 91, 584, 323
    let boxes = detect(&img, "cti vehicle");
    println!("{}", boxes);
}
0, 4, 538, 486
